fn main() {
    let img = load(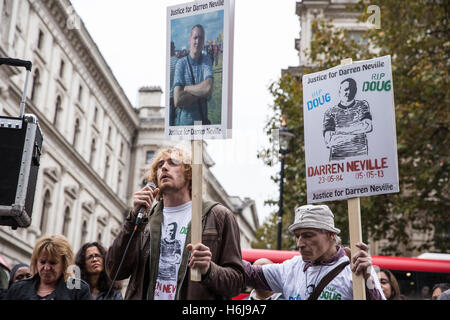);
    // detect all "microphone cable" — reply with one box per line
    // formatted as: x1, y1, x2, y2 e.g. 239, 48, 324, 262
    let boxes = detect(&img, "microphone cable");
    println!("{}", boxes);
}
105, 183, 156, 298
